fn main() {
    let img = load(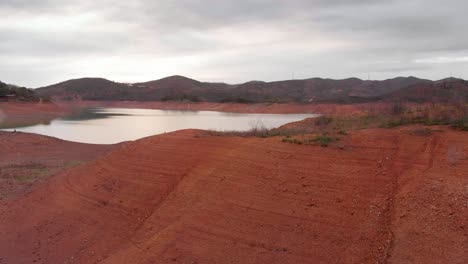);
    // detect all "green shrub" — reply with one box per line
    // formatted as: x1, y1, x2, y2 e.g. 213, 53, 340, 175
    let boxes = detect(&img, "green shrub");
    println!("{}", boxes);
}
409, 128, 433, 136
391, 102, 405, 115
451, 118, 468, 131
282, 137, 303, 144
219, 97, 254, 103
338, 130, 348, 135
312, 135, 338, 147
383, 119, 405, 128
314, 116, 333, 126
